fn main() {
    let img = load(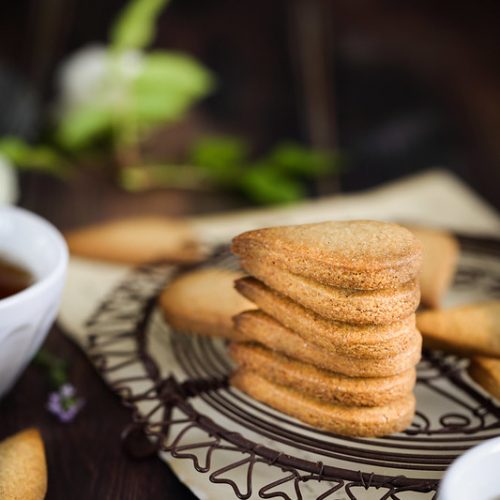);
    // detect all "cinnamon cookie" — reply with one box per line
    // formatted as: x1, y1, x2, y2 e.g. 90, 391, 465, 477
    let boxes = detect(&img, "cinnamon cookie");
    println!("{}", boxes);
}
231, 370, 416, 437
230, 342, 416, 407
468, 356, 500, 399
239, 256, 420, 324
160, 267, 256, 338
65, 216, 203, 265
235, 277, 416, 358
234, 310, 422, 377
0, 428, 47, 500
417, 301, 500, 357
406, 225, 459, 308
232, 220, 422, 290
